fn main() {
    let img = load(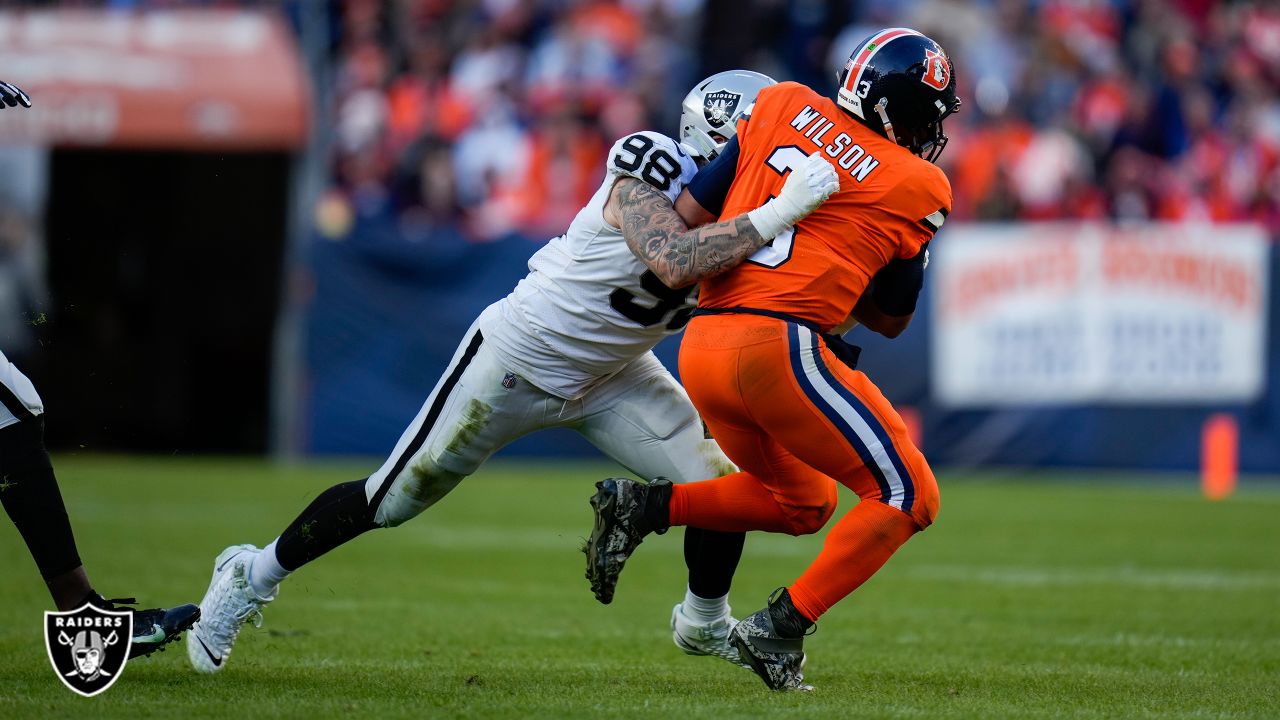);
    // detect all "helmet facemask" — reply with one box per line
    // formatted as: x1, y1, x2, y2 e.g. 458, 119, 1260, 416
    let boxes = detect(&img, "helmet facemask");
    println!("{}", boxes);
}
911, 97, 960, 163
864, 91, 959, 163
917, 120, 950, 164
